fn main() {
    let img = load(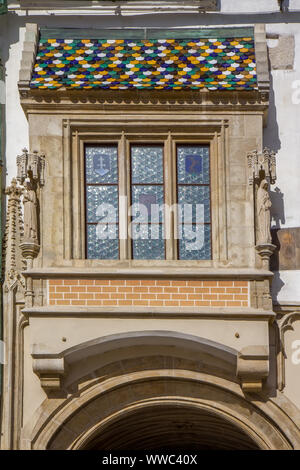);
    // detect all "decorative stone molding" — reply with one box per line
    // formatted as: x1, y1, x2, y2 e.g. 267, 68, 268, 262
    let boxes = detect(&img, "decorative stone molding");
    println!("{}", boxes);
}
17, 148, 45, 186
3, 178, 25, 291
14, 147, 46, 306
20, 89, 269, 114
2, 179, 26, 450
236, 346, 269, 393
19, 241, 40, 260
255, 243, 276, 270
31, 332, 237, 391
21, 266, 274, 280
24, 366, 300, 450
32, 357, 66, 391
250, 279, 273, 311
247, 148, 276, 186
30, 332, 271, 395
247, 148, 277, 268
